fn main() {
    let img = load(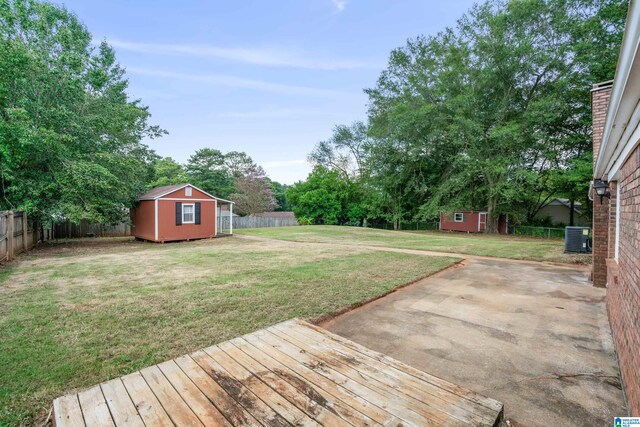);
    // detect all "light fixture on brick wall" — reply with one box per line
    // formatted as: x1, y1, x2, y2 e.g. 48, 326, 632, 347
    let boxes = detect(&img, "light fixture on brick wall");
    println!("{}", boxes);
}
593, 179, 611, 204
